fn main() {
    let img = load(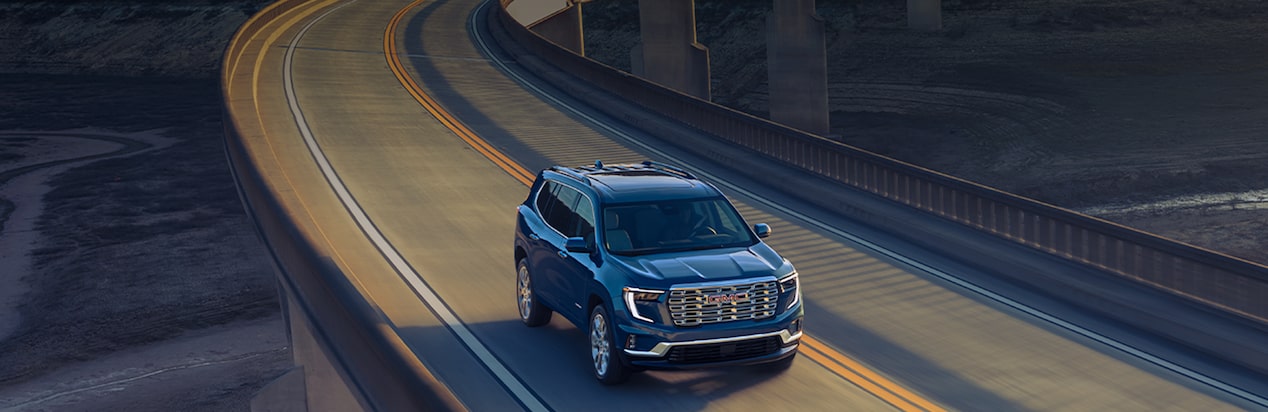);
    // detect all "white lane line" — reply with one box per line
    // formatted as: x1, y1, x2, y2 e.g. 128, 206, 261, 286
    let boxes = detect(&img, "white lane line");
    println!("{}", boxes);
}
282, 3, 549, 411
468, 1, 1268, 408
